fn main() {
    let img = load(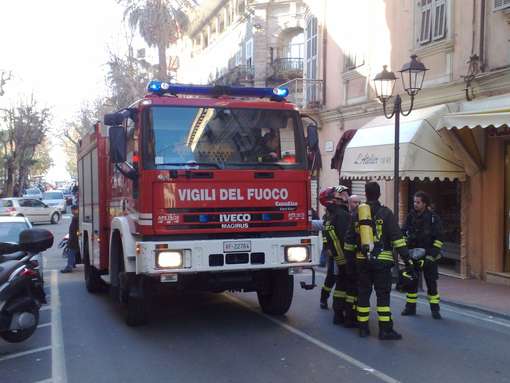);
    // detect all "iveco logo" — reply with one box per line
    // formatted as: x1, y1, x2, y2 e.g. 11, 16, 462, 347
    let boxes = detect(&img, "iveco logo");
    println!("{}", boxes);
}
219, 214, 251, 222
